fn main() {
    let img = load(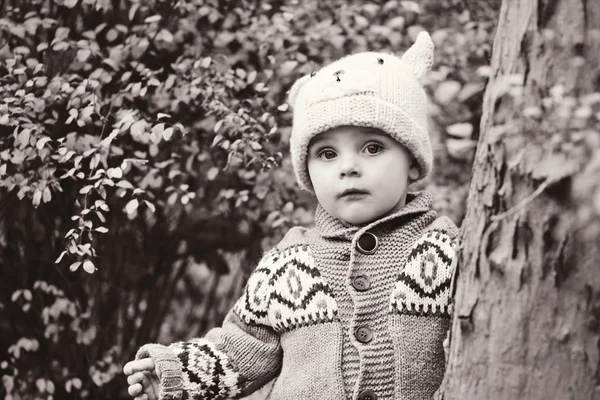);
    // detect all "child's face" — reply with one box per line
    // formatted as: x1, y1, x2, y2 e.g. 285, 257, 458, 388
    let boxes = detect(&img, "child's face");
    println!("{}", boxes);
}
307, 126, 419, 226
